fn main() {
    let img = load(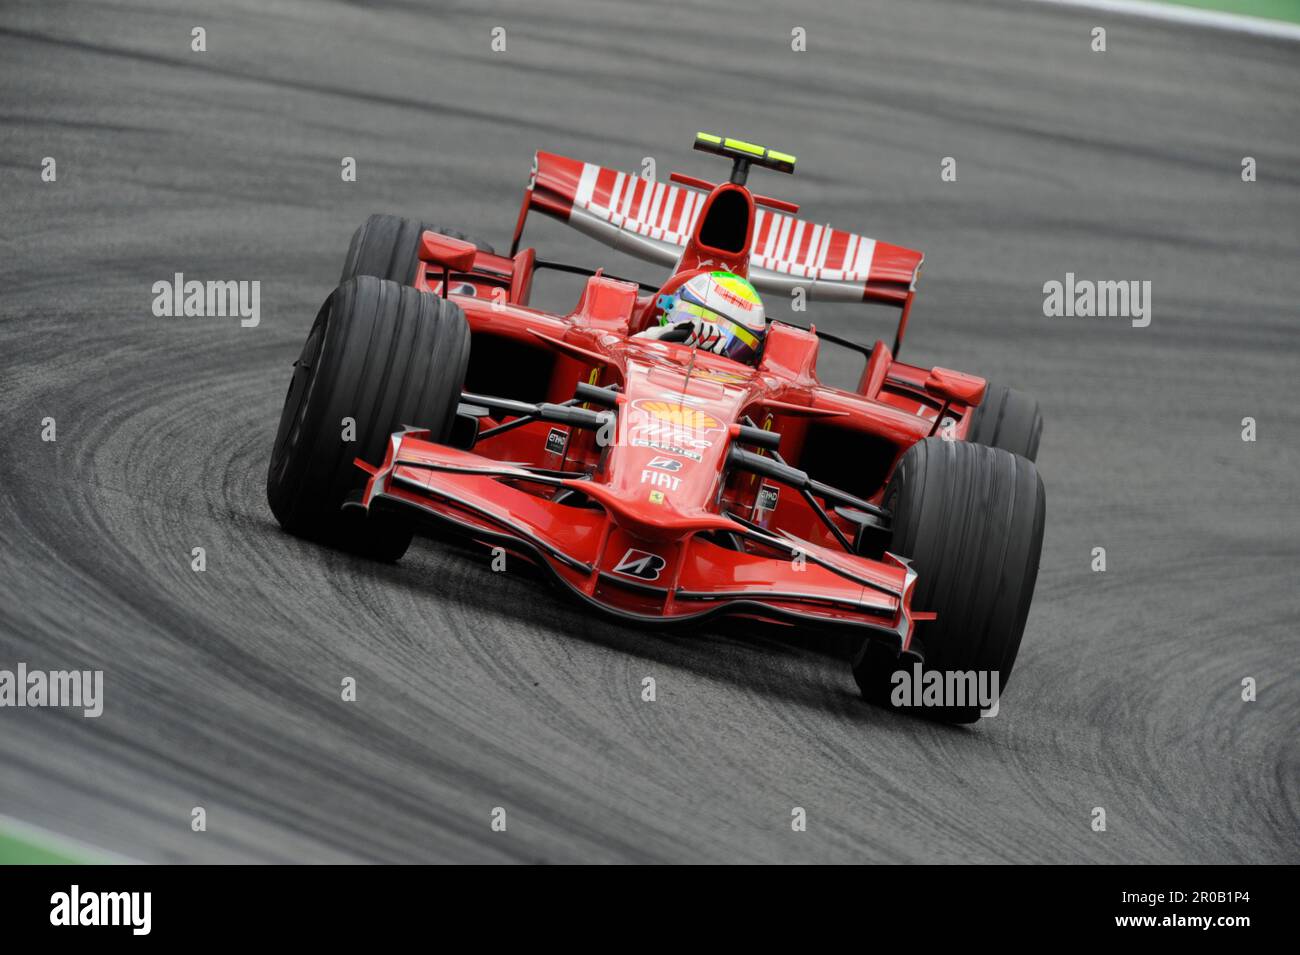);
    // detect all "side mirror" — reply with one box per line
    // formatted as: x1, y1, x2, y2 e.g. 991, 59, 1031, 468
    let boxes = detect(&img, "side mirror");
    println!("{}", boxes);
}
418, 232, 477, 272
